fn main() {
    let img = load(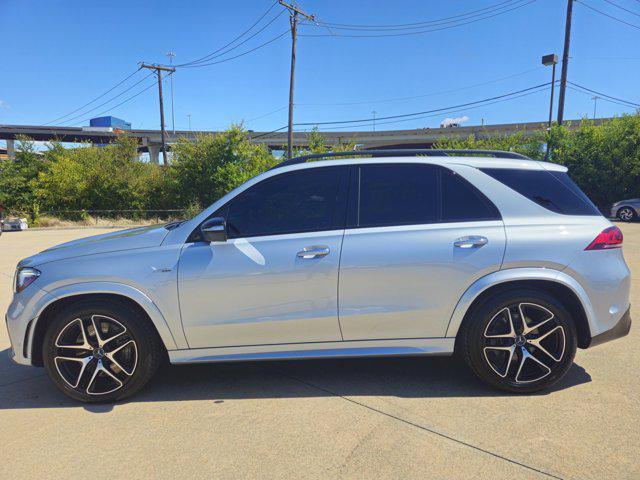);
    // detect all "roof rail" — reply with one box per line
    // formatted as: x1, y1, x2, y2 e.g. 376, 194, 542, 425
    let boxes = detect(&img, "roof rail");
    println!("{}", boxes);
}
269, 149, 531, 170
